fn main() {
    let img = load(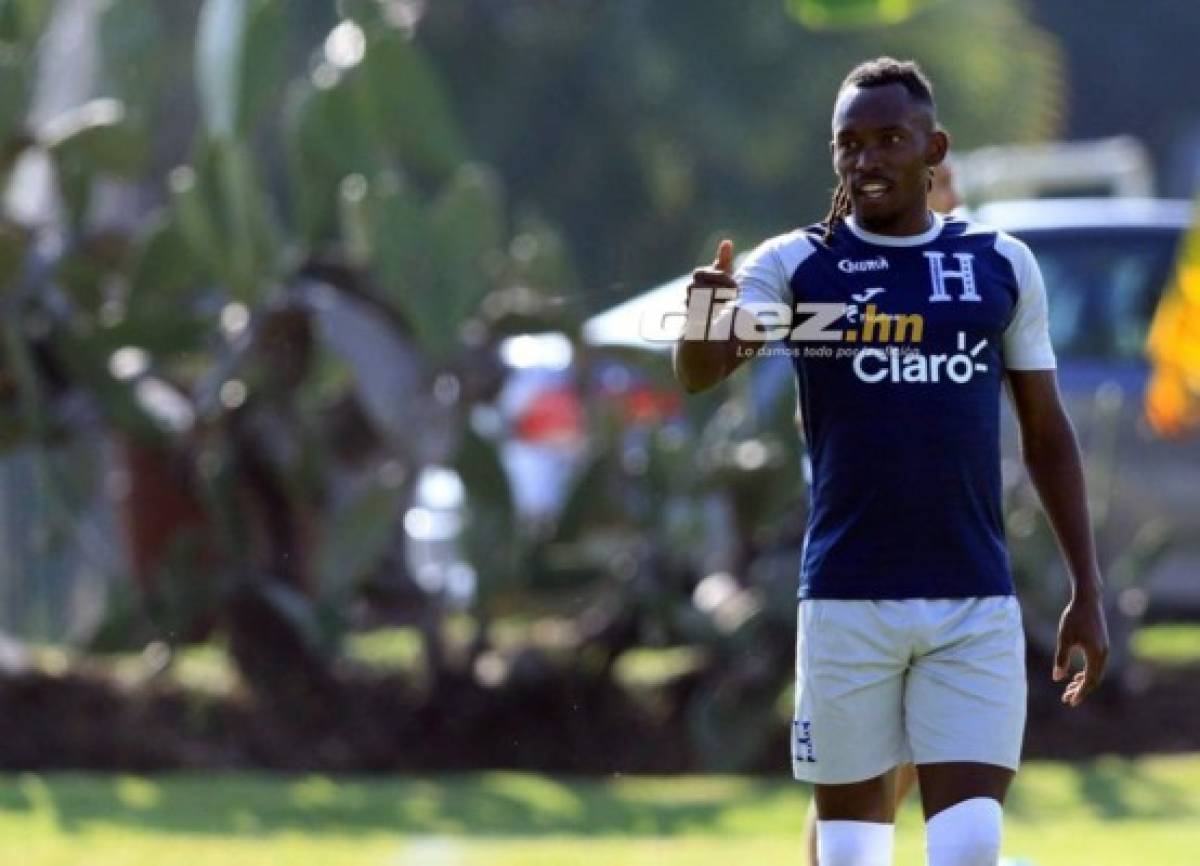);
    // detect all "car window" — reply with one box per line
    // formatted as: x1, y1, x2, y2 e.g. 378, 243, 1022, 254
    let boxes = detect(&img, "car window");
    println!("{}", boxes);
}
1015, 228, 1183, 362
